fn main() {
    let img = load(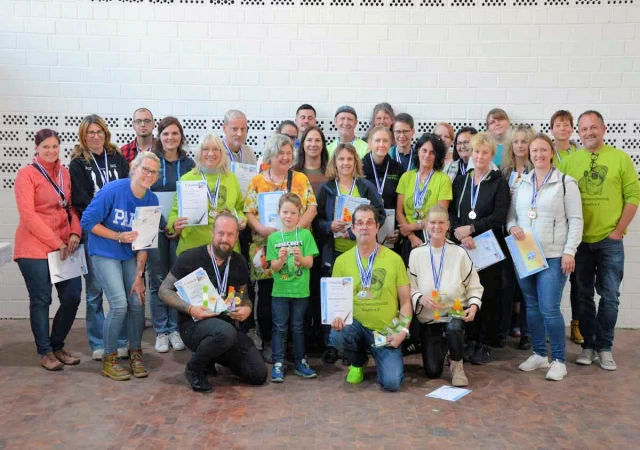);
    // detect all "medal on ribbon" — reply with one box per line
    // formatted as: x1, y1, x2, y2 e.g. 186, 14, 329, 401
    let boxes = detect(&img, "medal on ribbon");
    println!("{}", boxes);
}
371, 153, 389, 197
203, 173, 221, 218
469, 171, 489, 220
413, 170, 433, 221
209, 245, 230, 298
356, 244, 379, 299
529, 168, 554, 219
